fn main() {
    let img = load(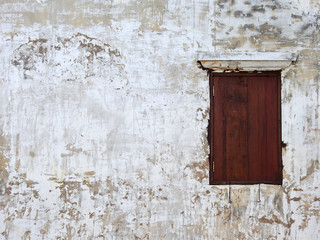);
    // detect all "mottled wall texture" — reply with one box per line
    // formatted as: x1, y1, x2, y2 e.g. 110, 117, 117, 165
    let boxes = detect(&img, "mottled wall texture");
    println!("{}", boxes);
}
0, 0, 319, 239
